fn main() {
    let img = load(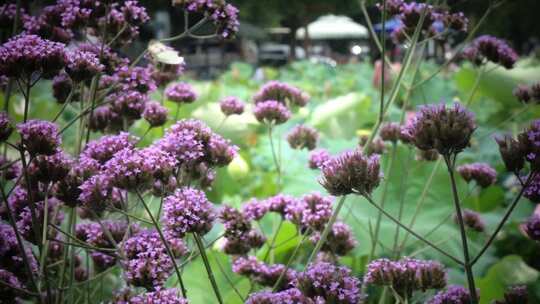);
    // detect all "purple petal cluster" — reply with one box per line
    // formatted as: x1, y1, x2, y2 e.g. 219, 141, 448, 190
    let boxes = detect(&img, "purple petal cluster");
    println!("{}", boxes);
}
219, 205, 265, 255
310, 222, 357, 256
242, 199, 269, 221
524, 214, 540, 241
78, 174, 113, 216
0, 223, 38, 284
0, 268, 23, 302
232, 256, 297, 289
143, 101, 169, 127
102, 148, 154, 190
129, 288, 188, 304
17, 120, 61, 156
121, 1, 150, 26
114, 65, 156, 94
296, 262, 363, 304
0, 34, 66, 79
122, 229, 187, 290
463, 35, 518, 69
28, 150, 72, 183
0, 156, 20, 181
52, 73, 74, 103
110, 90, 149, 120
66, 49, 104, 82
308, 149, 331, 170
494, 285, 528, 304
402, 103, 476, 155
81, 132, 137, 165
165, 82, 197, 103
300, 192, 333, 231
518, 119, 540, 171
253, 100, 291, 125
163, 187, 215, 238
380, 122, 402, 143
0, 111, 13, 142
246, 288, 313, 304
254, 81, 309, 107
266, 194, 299, 217
428, 285, 477, 304
320, 149, 381, 196
457, 163, 497, 188
455, 209, 485, 232
173, 0, 239, 38
513, 84, 532, 103
365, 258, 447, 298
17, 198, 64, 244
287, 125, 319, 151
150, 61, 185, 87
220, 96, 245, 116
207, 134, 238, 167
